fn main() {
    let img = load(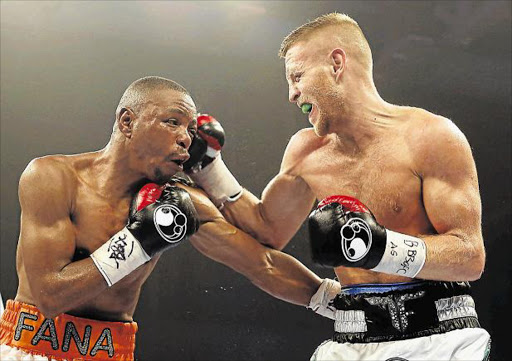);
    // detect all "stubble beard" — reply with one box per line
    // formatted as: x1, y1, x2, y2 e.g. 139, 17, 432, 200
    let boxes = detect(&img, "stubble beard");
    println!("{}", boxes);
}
153, 167, 176, 185
312, 87, 340, 137
314, 112, 330, 137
